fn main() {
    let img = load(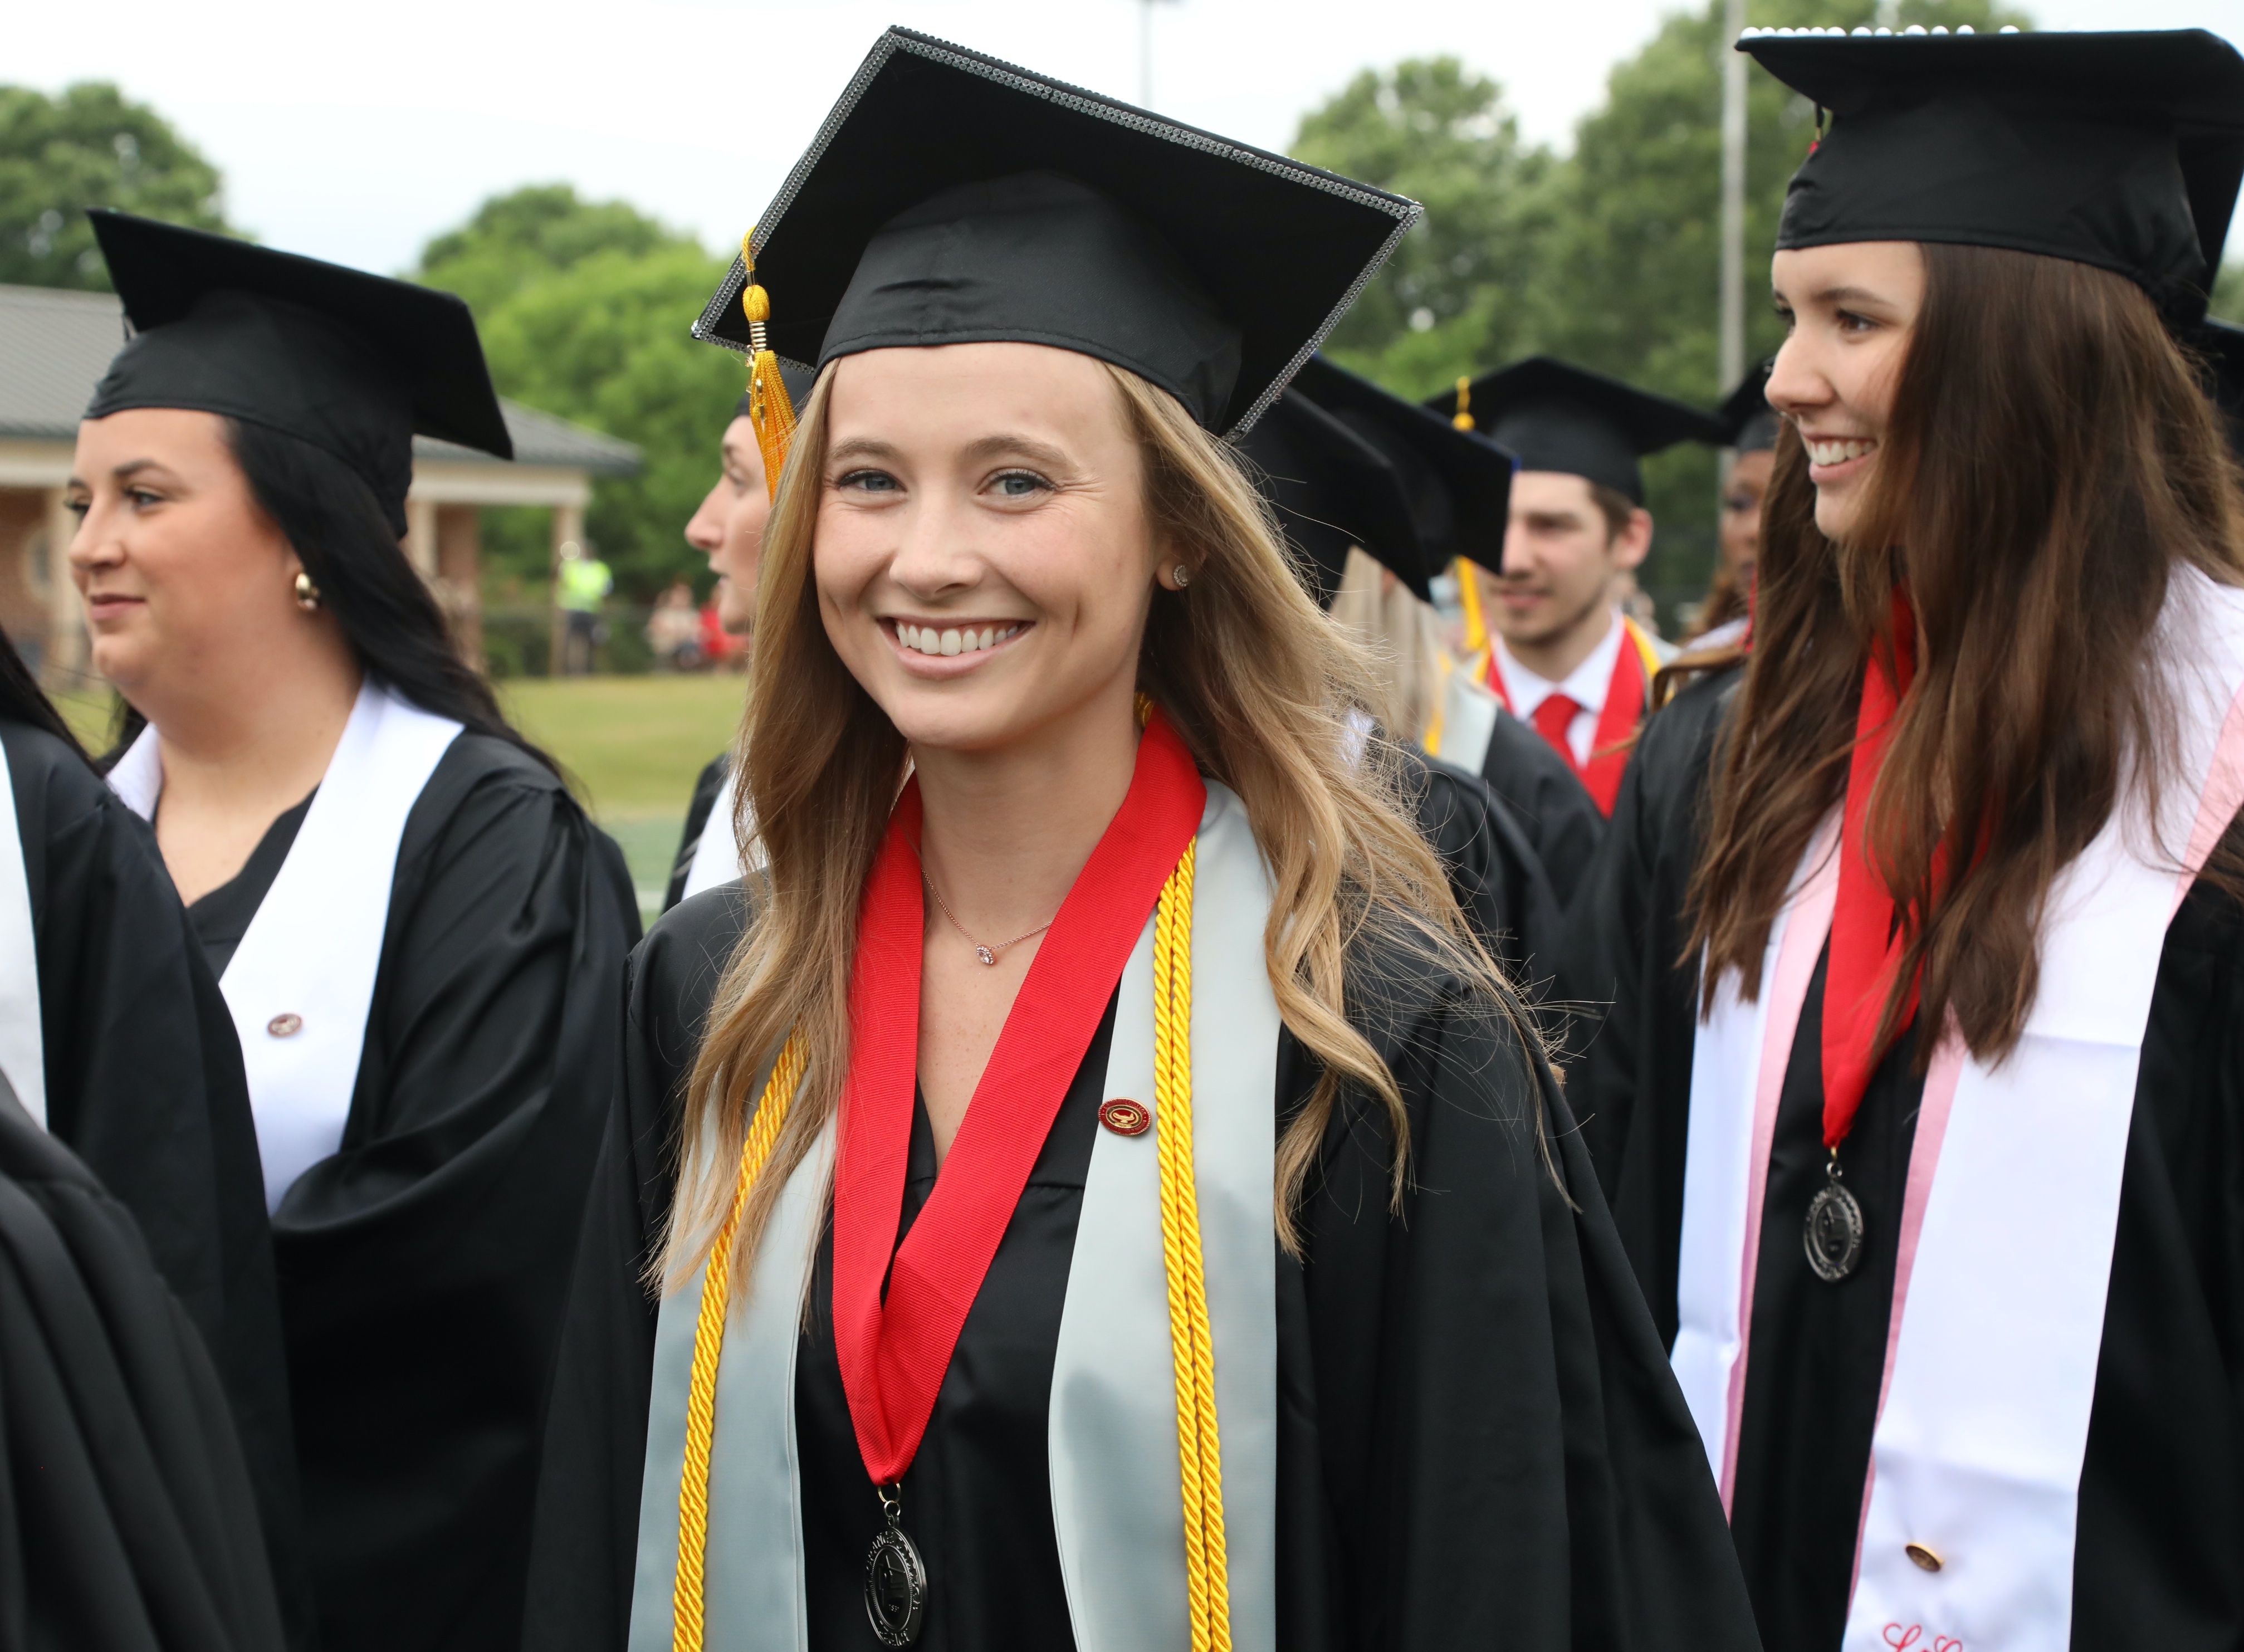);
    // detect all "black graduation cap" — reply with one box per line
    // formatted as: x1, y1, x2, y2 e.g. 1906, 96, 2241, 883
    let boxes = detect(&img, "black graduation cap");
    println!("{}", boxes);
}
82, 211, 511, 536
1238, 387, 1425, 606
693, 28, 1419, 435
1428, 356, 1724, 505
1717, 359, 1780, 453
1739, 28, 2244, 325
1294, 355, 1514, 566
